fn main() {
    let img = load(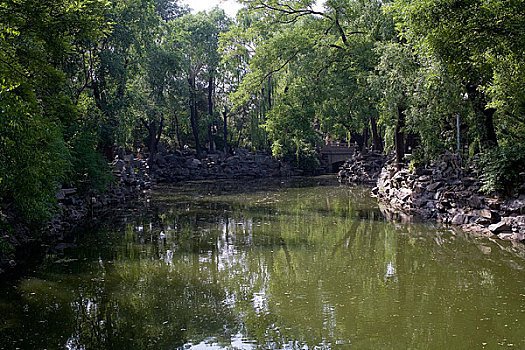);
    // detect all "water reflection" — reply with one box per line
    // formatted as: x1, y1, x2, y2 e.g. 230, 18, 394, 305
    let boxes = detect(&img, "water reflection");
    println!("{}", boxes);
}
1, 178, 525, 349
